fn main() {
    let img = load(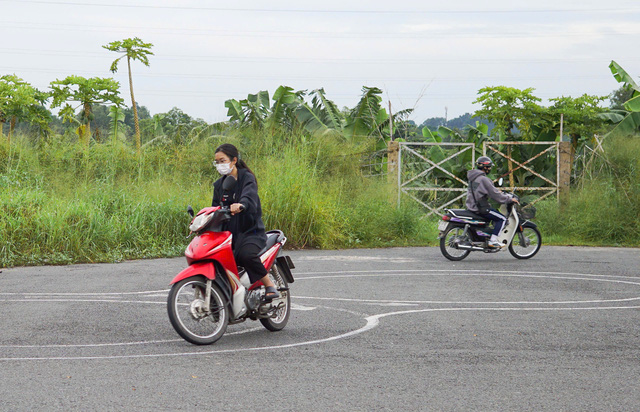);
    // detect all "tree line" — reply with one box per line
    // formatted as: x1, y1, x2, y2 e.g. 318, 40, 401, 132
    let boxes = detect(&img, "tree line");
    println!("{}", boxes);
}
1, 33, 639, 156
